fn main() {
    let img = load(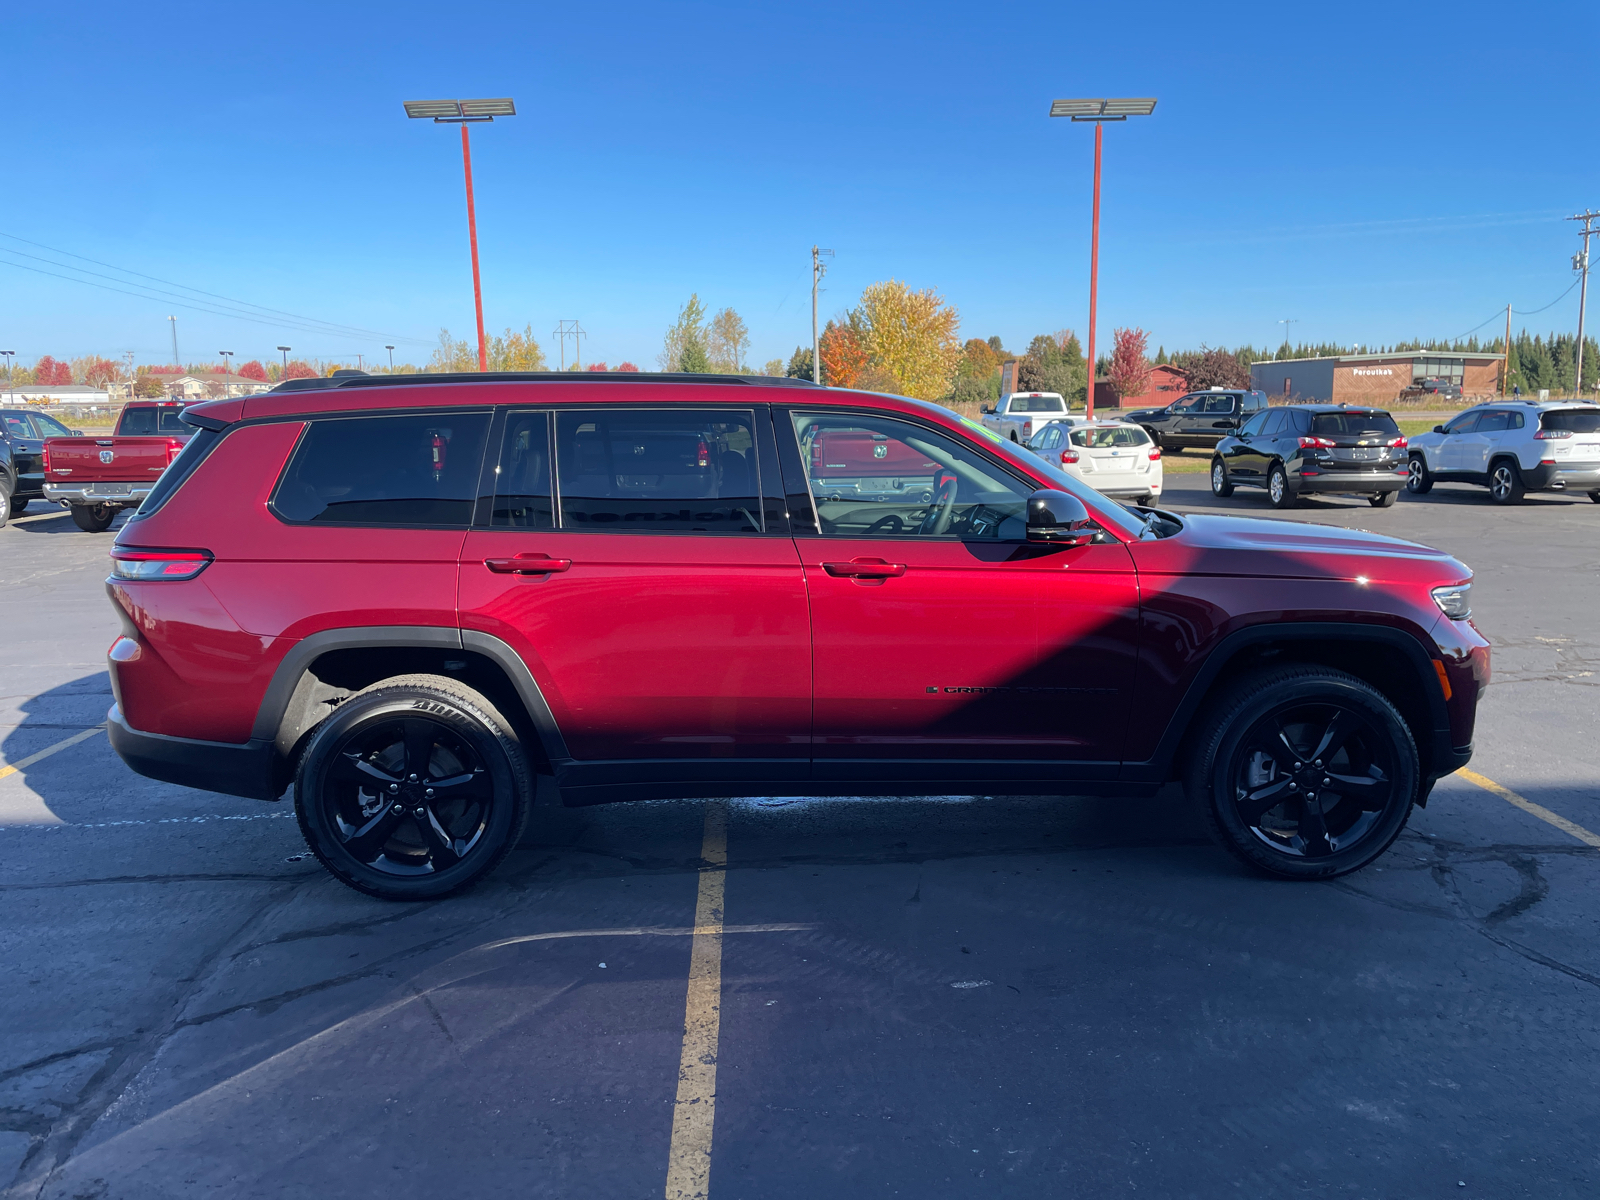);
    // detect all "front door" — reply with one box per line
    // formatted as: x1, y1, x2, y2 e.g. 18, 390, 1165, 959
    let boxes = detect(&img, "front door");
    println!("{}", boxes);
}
1225, 409, 1276, 481
780, 408, 1140, 782
1437, 410, 1483, 473
1178, 394, 1238, 446
459, 407, 810, 777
